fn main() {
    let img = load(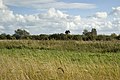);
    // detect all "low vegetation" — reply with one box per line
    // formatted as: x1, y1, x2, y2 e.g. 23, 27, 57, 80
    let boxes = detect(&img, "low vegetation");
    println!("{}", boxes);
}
0, 29, 120, 41
0, 40, 120, 53
0, 40, 120, 80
